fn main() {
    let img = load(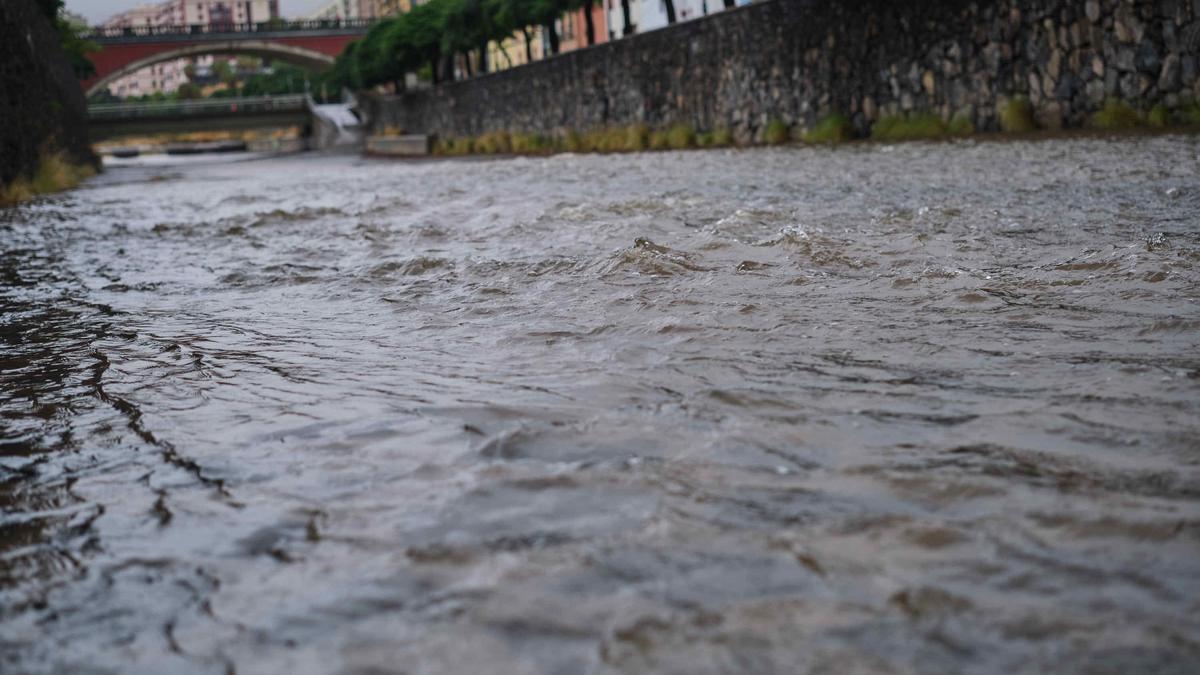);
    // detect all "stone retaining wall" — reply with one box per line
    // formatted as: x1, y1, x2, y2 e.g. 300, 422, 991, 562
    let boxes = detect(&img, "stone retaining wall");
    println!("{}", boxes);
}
0, 0, 96, 187
365, 0, 1200, 143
